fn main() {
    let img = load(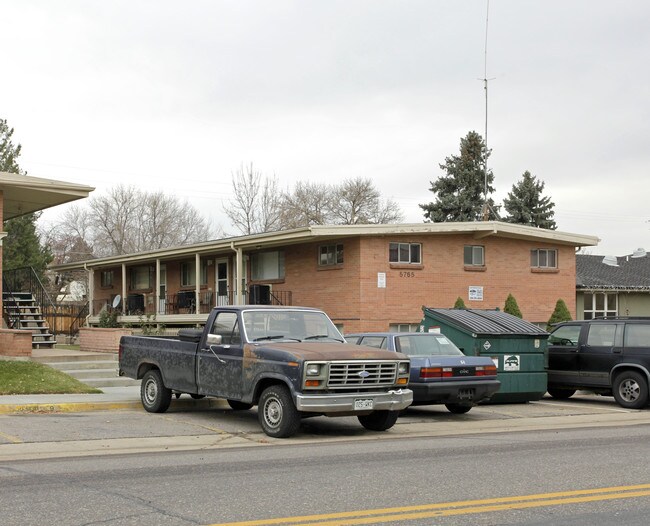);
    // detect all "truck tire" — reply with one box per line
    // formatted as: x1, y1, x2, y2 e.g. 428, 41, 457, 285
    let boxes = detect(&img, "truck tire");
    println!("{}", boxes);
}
357, 410, 399, 431
613, 371, 649, 409
547, 387, 576, 400
228, 399, 253, 411
258, 385, 301, 438
445, 403, 472, 414
141, 370, 172, 413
